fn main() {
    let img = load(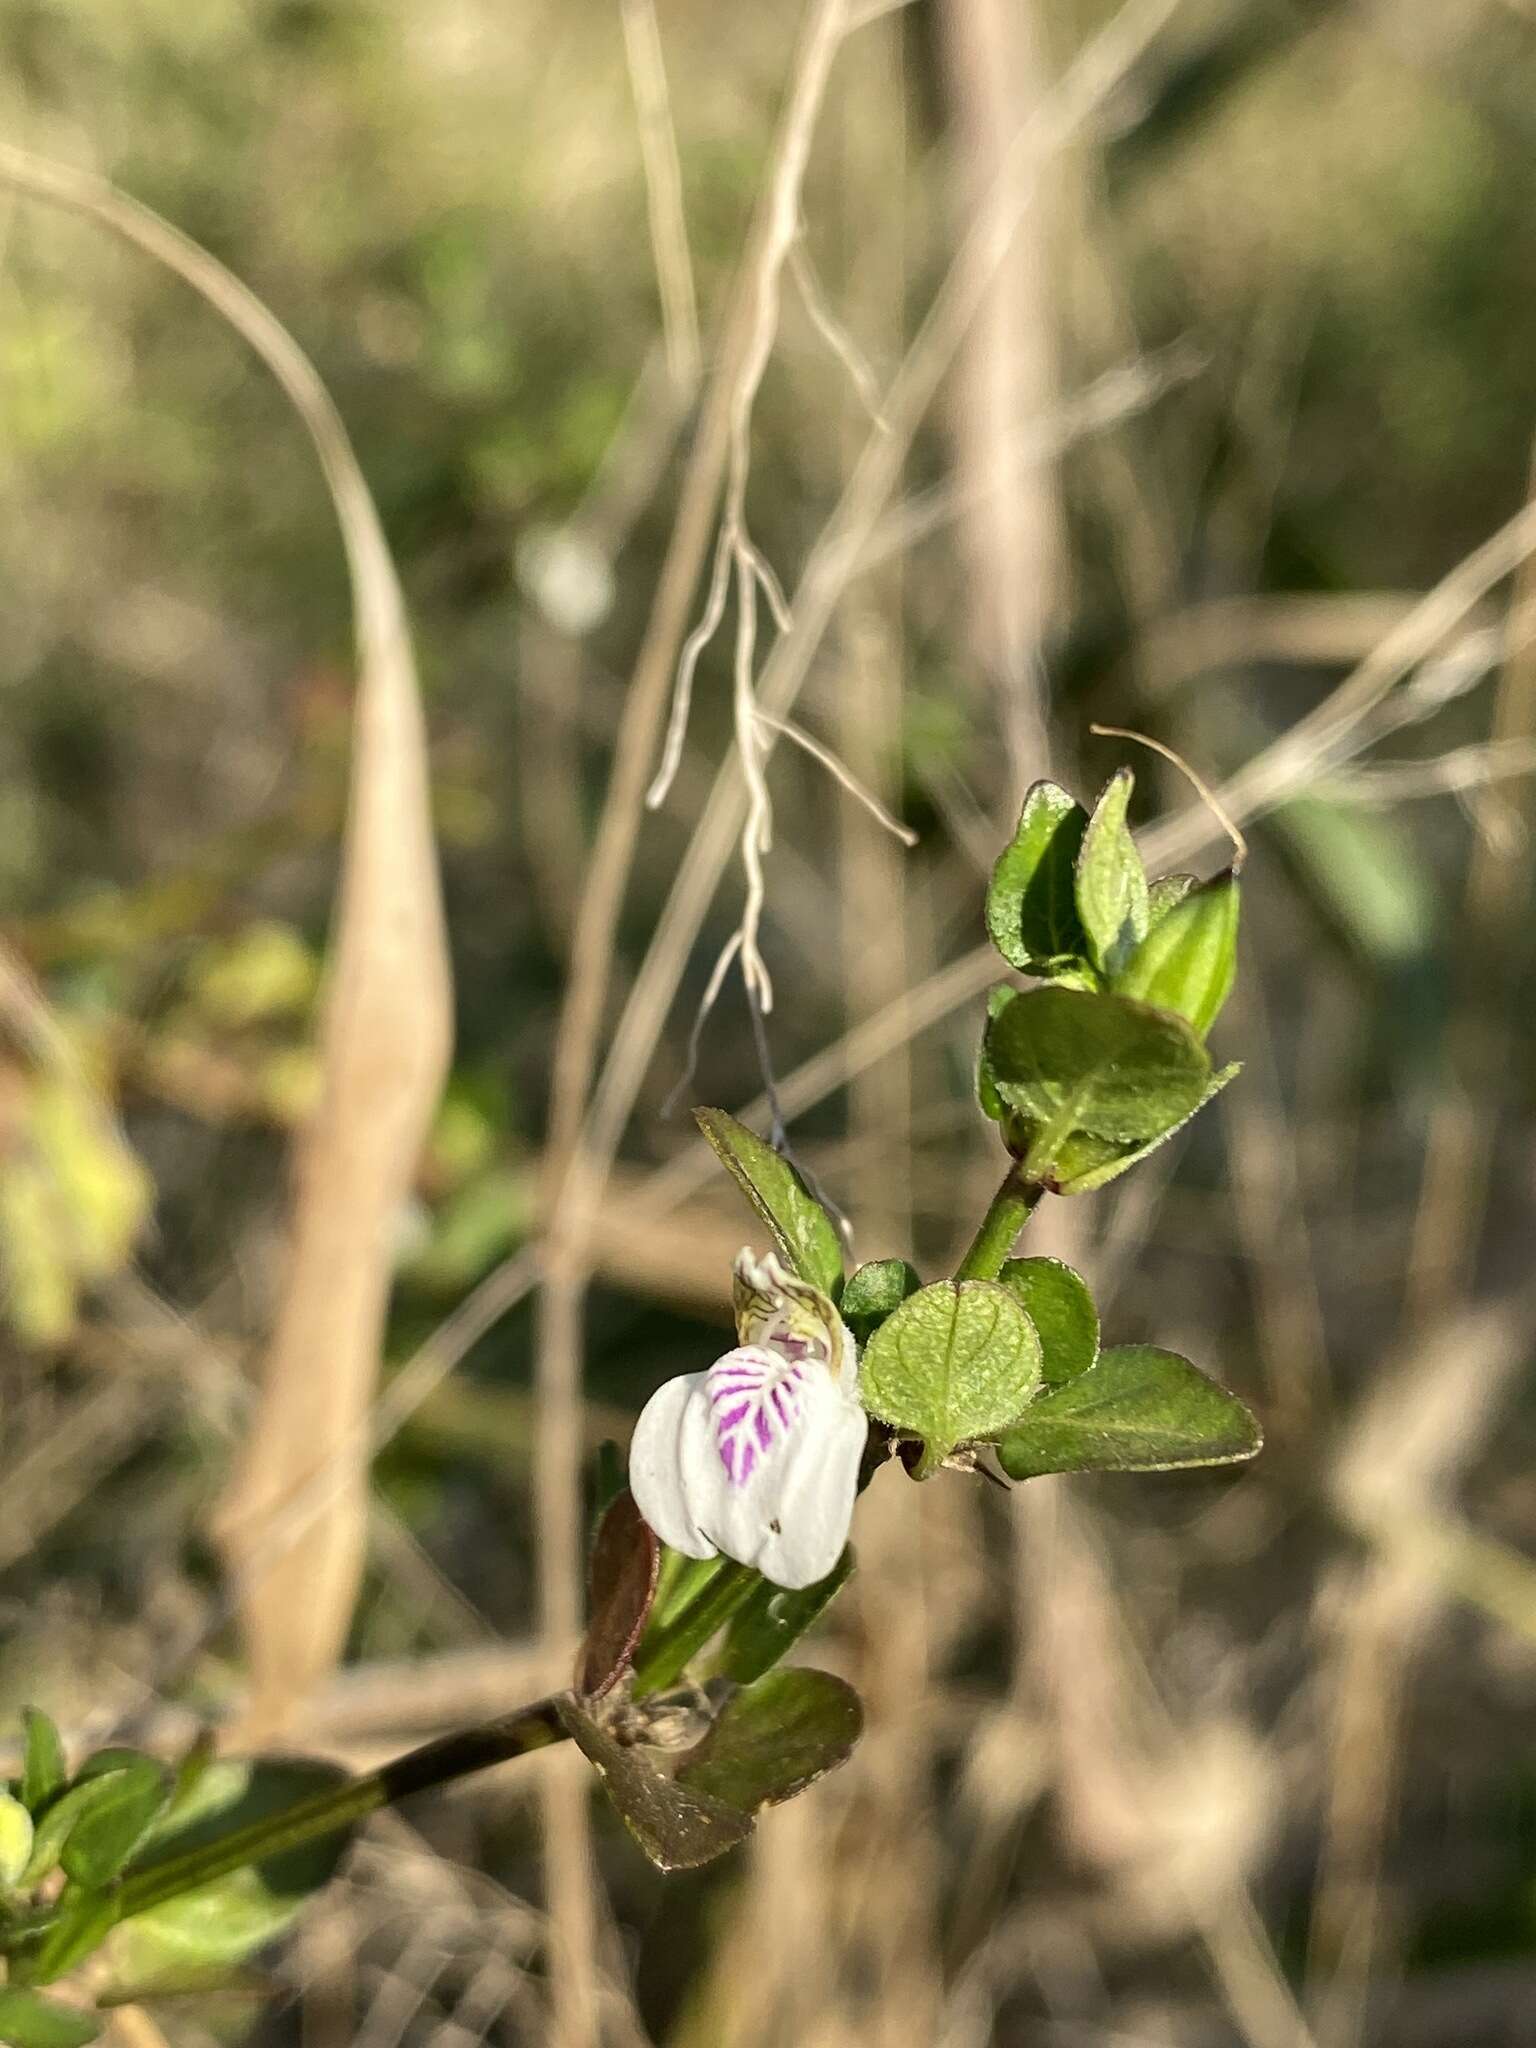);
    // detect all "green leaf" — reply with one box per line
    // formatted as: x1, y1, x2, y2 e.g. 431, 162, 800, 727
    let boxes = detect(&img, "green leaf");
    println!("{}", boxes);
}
556, 1696, 753, 1873
985, 781, 1090, 973
996, 1258, 1099, 1386
1273, 795, 1432, 965
58, 1760, 169, 1888
20, 1710, 66, 1817
100, 1759, 352, 2003
995, 1345, 1262, 1480
0, 1990, 100, 2048
716, 1549, 855, 1685
25, 1888, 118, 1987
1049, 1063, 1240, 1195
0, 1791, 35, 1886
1147, 873, 1196, 924
577, 1489, 659, 1701
987, 988, 1211, 1174
975, 984, 1014, 1125
859, 1279, 1042, 1469
23, 1777, 136, 1889
839, 1260, 921, 1345
1075, 770, 1149, 978
694, 1109, 843, 1295
678, 1669, 862, 1813
1114, 870, 1239, 1038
